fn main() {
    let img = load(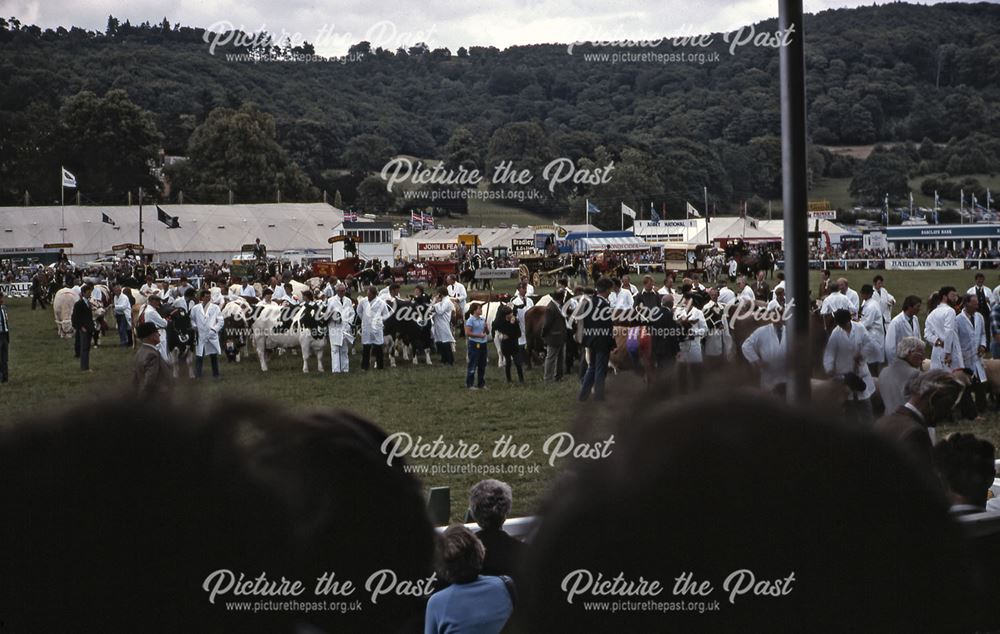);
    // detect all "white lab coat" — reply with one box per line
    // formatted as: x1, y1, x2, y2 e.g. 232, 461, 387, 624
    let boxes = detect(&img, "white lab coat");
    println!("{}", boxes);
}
823, 323, 877, 400
326, 295, 356, 347
873, 286, 895, 322
820, 292, 853, 316
432, 298, 456, 344
190, 302, 223, 356
113, 293, 132, 327
510, 294, 534, 346
142, 304, 170, 362
925, 304, 963, 370
272, 286, 287, 303
702, 301, 729, 358
677, 306, 707, 364
859, 299, 886, 364
956, 310, 987, 381
741, 324, 787, 390
358, 296, 390, 345
614, 290, 634, 311
448, 282, 468, 316
718, 287, 736, 306
884, 312, 921, 362
844, 288, 860, 314
738, 286, 756, 304
239, 285, 257, 298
